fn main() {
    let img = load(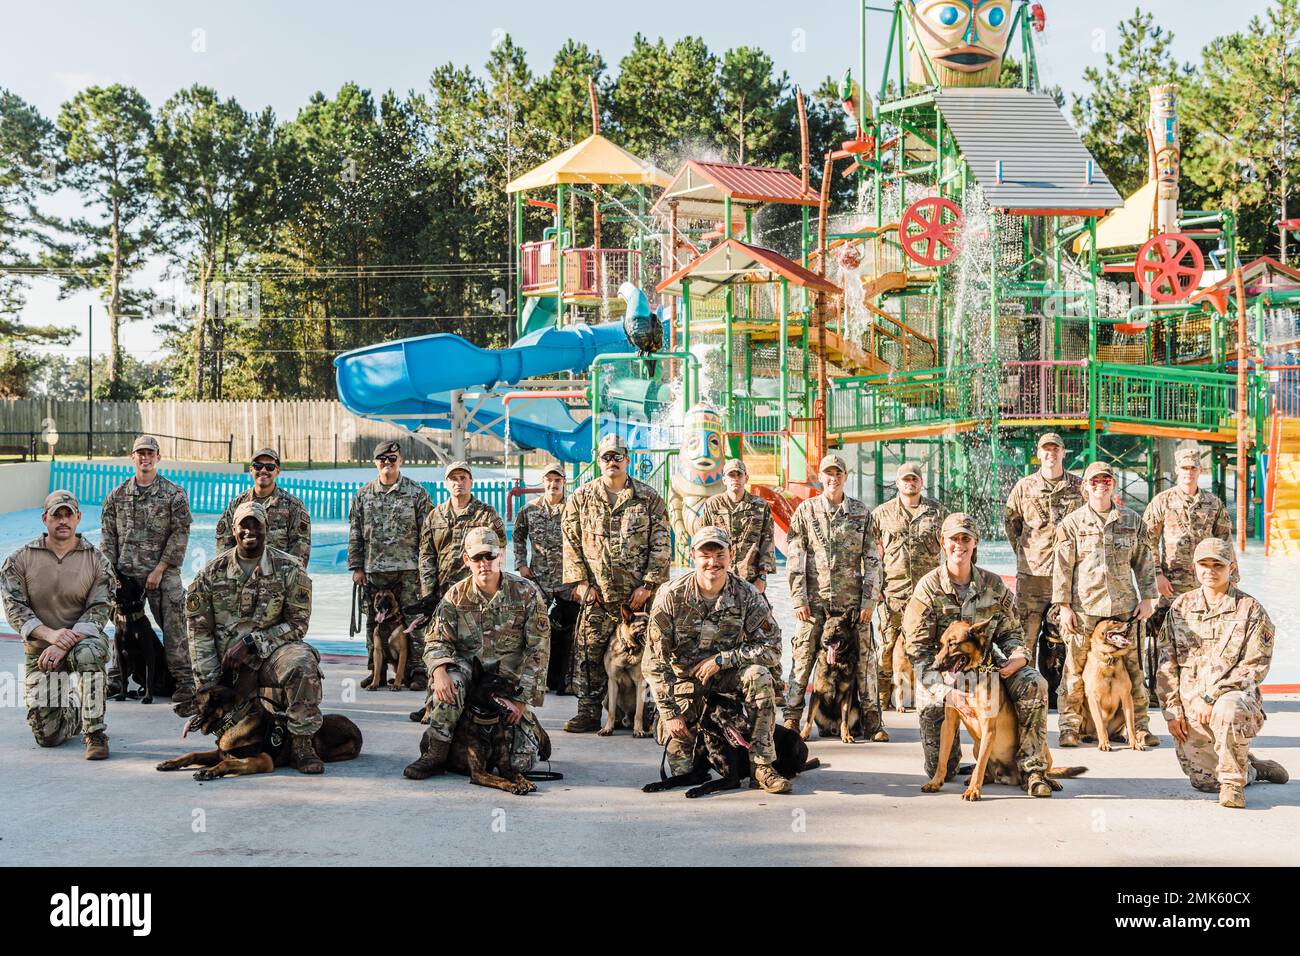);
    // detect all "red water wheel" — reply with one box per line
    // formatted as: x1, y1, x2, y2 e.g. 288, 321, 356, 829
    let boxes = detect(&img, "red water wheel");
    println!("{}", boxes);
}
901, 197, 963, 267
1135, 232, 1204, 303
